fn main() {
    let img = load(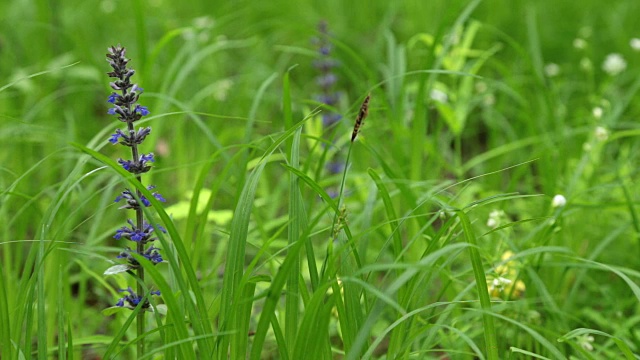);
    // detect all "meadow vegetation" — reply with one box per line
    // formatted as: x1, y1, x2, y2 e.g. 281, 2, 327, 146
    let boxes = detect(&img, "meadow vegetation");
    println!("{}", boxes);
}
2, 0, 640, 358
